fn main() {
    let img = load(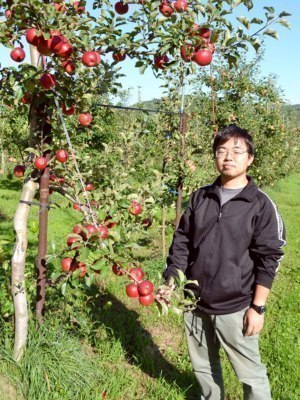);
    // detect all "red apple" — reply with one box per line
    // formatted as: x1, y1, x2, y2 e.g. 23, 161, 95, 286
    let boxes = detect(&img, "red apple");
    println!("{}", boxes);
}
193, 48, 213, 66
61, 257, 75, 272
5, 9, 13, 19
82, 51, 101, 67
84, 224, 98, 237
112, 52, 126, 62
112, 263, 125, 276
115, 1, 129, 15
56, 149, 69, 163
13, 165, 25, 177
73, 225, 82, 234
34, 156, 47, 170
47, 34, 64, 53
142, 218, 152, 227
78, 113, 93, 126
37, 37, 53, 56
159, 1, 174, 17
74, 1, 85, 13
26, 28, 42, 45
97, 225, 109, 239
85, 182, 93, 191
73, 203, 81, 211
129, 267, 144, 283
76, 262, 87, 278
138, 280, 154, 296
62, 103, 76, 115
174, 0, 188, 12
129, 200, 142, 216
199, 27, 210, 39
139, 293, 155, 306
62, 59, 76, 75
10, 48, 25, 62
126, 283, 139, 298
180, 45, 194, 62
21, 92, 32, 104
154, 54, 169, 70
56, 42, 73, 58
67, 236, 81, 249
40, 73, 56, 90
54, 2, 67, 13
